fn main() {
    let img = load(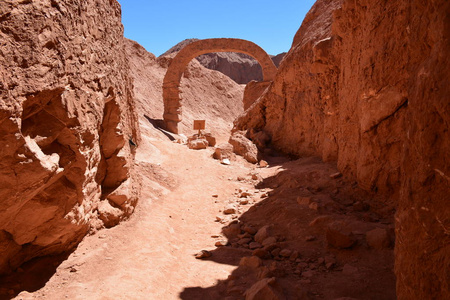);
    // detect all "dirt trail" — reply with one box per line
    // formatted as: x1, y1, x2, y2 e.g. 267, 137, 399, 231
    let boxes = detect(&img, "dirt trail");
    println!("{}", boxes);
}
14, 122, 259, 300
13, 118, 396, 300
